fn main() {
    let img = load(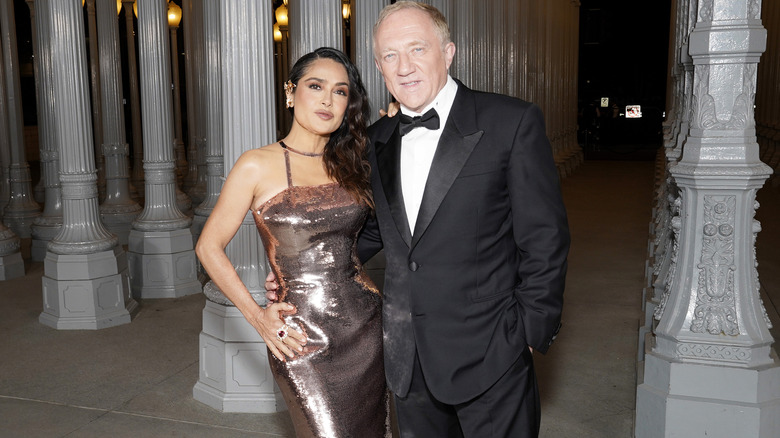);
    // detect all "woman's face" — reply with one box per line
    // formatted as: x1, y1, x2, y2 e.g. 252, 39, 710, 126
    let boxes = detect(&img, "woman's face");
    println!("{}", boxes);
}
290, 58, 350, 137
